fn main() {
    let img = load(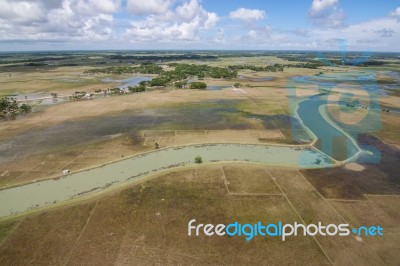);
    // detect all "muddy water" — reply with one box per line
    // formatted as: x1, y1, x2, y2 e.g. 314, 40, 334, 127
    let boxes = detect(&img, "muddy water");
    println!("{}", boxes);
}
0, 143, 332, 217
